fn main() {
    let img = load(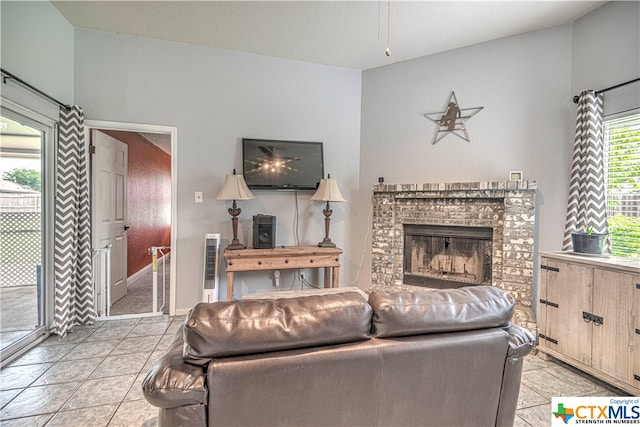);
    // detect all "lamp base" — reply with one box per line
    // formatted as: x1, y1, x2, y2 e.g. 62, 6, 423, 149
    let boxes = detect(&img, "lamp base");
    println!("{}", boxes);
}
227, 240, 246, 250
317, 238, 336, 248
